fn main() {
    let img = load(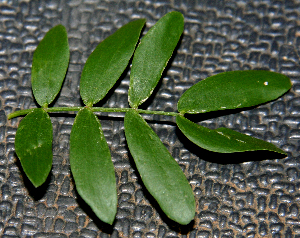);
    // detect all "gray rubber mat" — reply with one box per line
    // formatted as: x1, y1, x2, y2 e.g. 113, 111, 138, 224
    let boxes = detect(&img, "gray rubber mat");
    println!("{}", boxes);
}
1, 0, 300, 237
